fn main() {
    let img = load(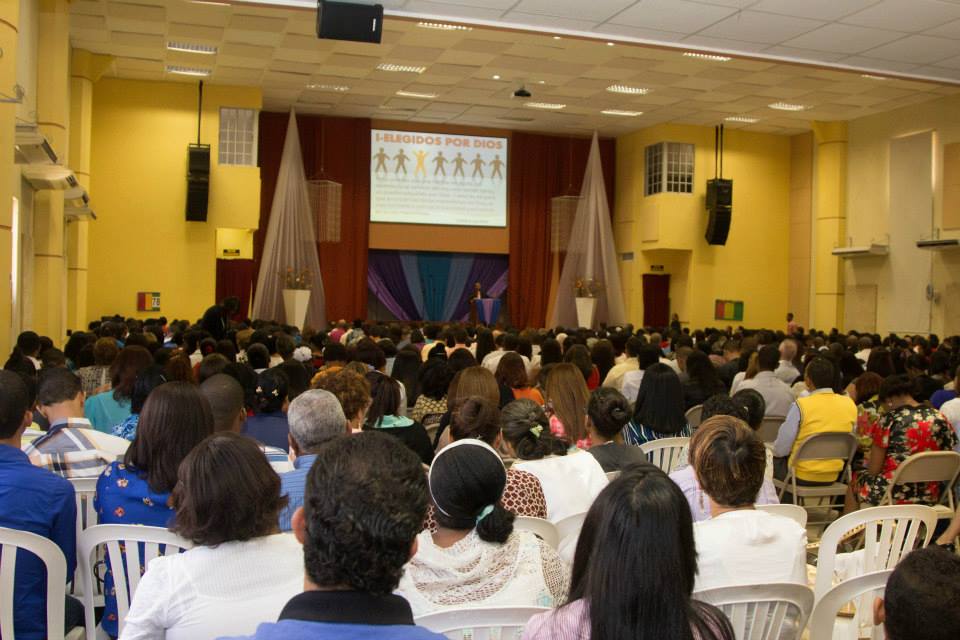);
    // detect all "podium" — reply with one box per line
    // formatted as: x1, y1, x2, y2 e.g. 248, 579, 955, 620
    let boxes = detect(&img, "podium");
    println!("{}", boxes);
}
473, 298, 502, 325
